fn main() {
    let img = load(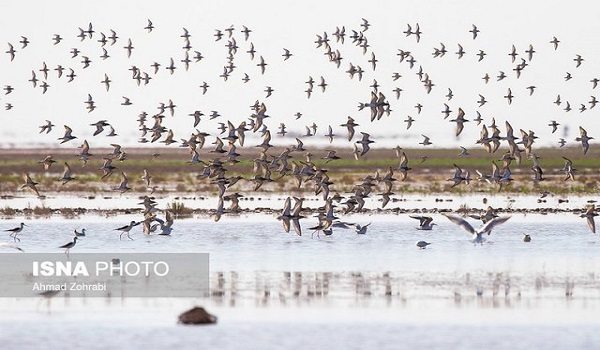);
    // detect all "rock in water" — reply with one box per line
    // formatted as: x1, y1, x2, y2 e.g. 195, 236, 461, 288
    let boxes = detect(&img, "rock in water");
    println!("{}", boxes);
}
178, 306, 217, 325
